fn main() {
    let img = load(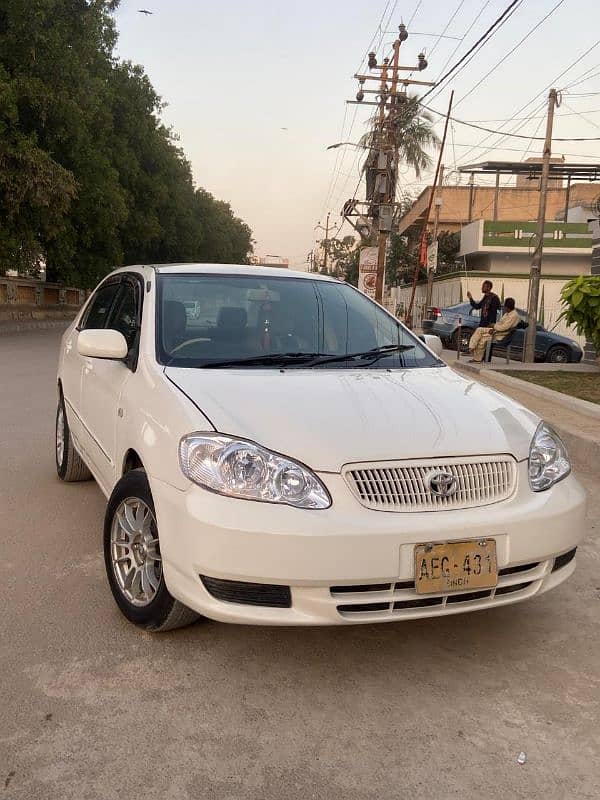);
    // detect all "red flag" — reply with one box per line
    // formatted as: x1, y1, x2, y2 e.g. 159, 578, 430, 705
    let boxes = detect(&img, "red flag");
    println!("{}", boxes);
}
419, 233, 428, 266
